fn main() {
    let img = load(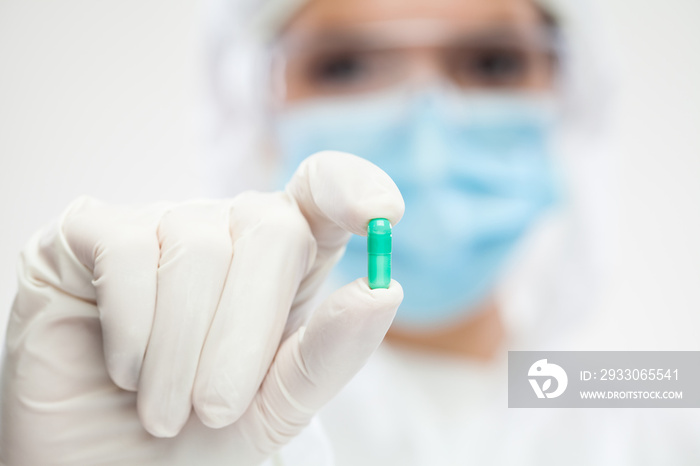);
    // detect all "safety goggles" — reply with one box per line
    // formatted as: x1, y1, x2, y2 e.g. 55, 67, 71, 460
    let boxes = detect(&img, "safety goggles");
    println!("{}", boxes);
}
272, 19, 561, 100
